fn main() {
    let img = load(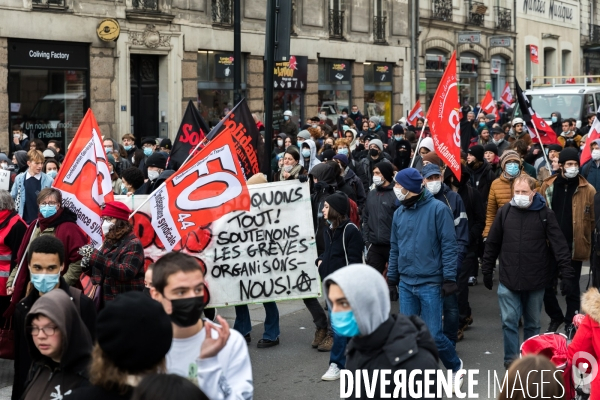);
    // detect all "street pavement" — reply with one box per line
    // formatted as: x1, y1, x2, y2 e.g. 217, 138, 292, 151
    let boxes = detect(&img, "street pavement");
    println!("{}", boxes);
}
0, 266, 587, 400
